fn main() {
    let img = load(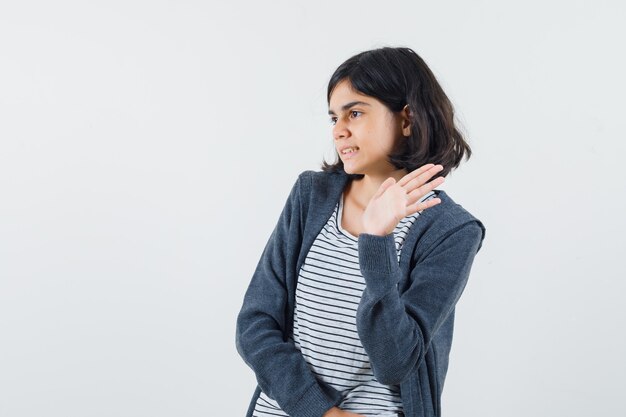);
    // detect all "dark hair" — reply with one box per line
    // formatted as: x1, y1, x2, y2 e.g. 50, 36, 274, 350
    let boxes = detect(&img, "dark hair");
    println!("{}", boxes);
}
321, 46, 472, 181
